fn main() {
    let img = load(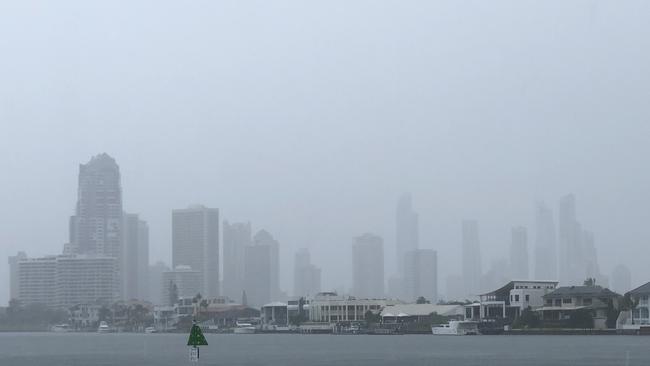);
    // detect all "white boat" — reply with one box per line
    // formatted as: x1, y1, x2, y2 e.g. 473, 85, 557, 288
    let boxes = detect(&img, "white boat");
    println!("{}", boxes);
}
97, 321, 112, 333
51, 324, 72, 332
431, 320, 479, 335
144, 327, 157, 333
233, 322, 256, 334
